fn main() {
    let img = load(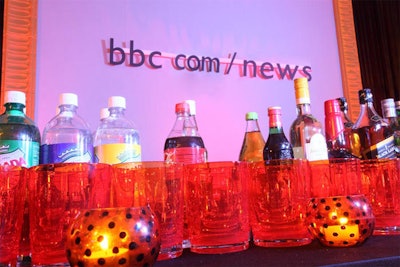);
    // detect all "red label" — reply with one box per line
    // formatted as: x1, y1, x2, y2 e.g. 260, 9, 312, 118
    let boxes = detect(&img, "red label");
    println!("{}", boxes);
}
164, 147, 207, 164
